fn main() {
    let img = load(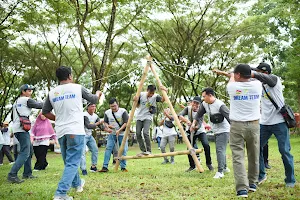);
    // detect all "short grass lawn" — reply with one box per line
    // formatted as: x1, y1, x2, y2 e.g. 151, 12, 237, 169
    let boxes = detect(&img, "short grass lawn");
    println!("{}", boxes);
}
0, 134, 299, 200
